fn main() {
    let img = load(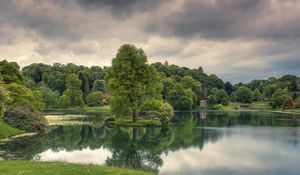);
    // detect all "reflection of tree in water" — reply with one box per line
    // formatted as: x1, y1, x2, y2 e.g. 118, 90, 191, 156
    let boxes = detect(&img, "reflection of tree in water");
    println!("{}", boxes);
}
105, 127, 168, 173
194, 111, 300, 127
1, 111, 299, 171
